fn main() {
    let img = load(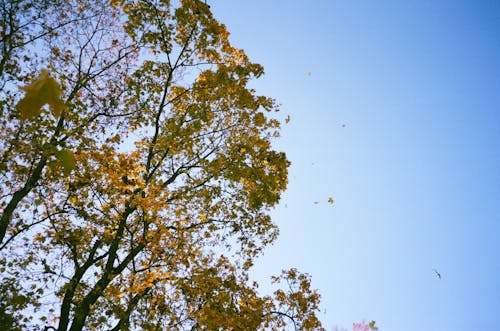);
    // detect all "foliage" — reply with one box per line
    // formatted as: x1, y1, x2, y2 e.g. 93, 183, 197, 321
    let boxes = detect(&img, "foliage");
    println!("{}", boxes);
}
0, 0, 324, 330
